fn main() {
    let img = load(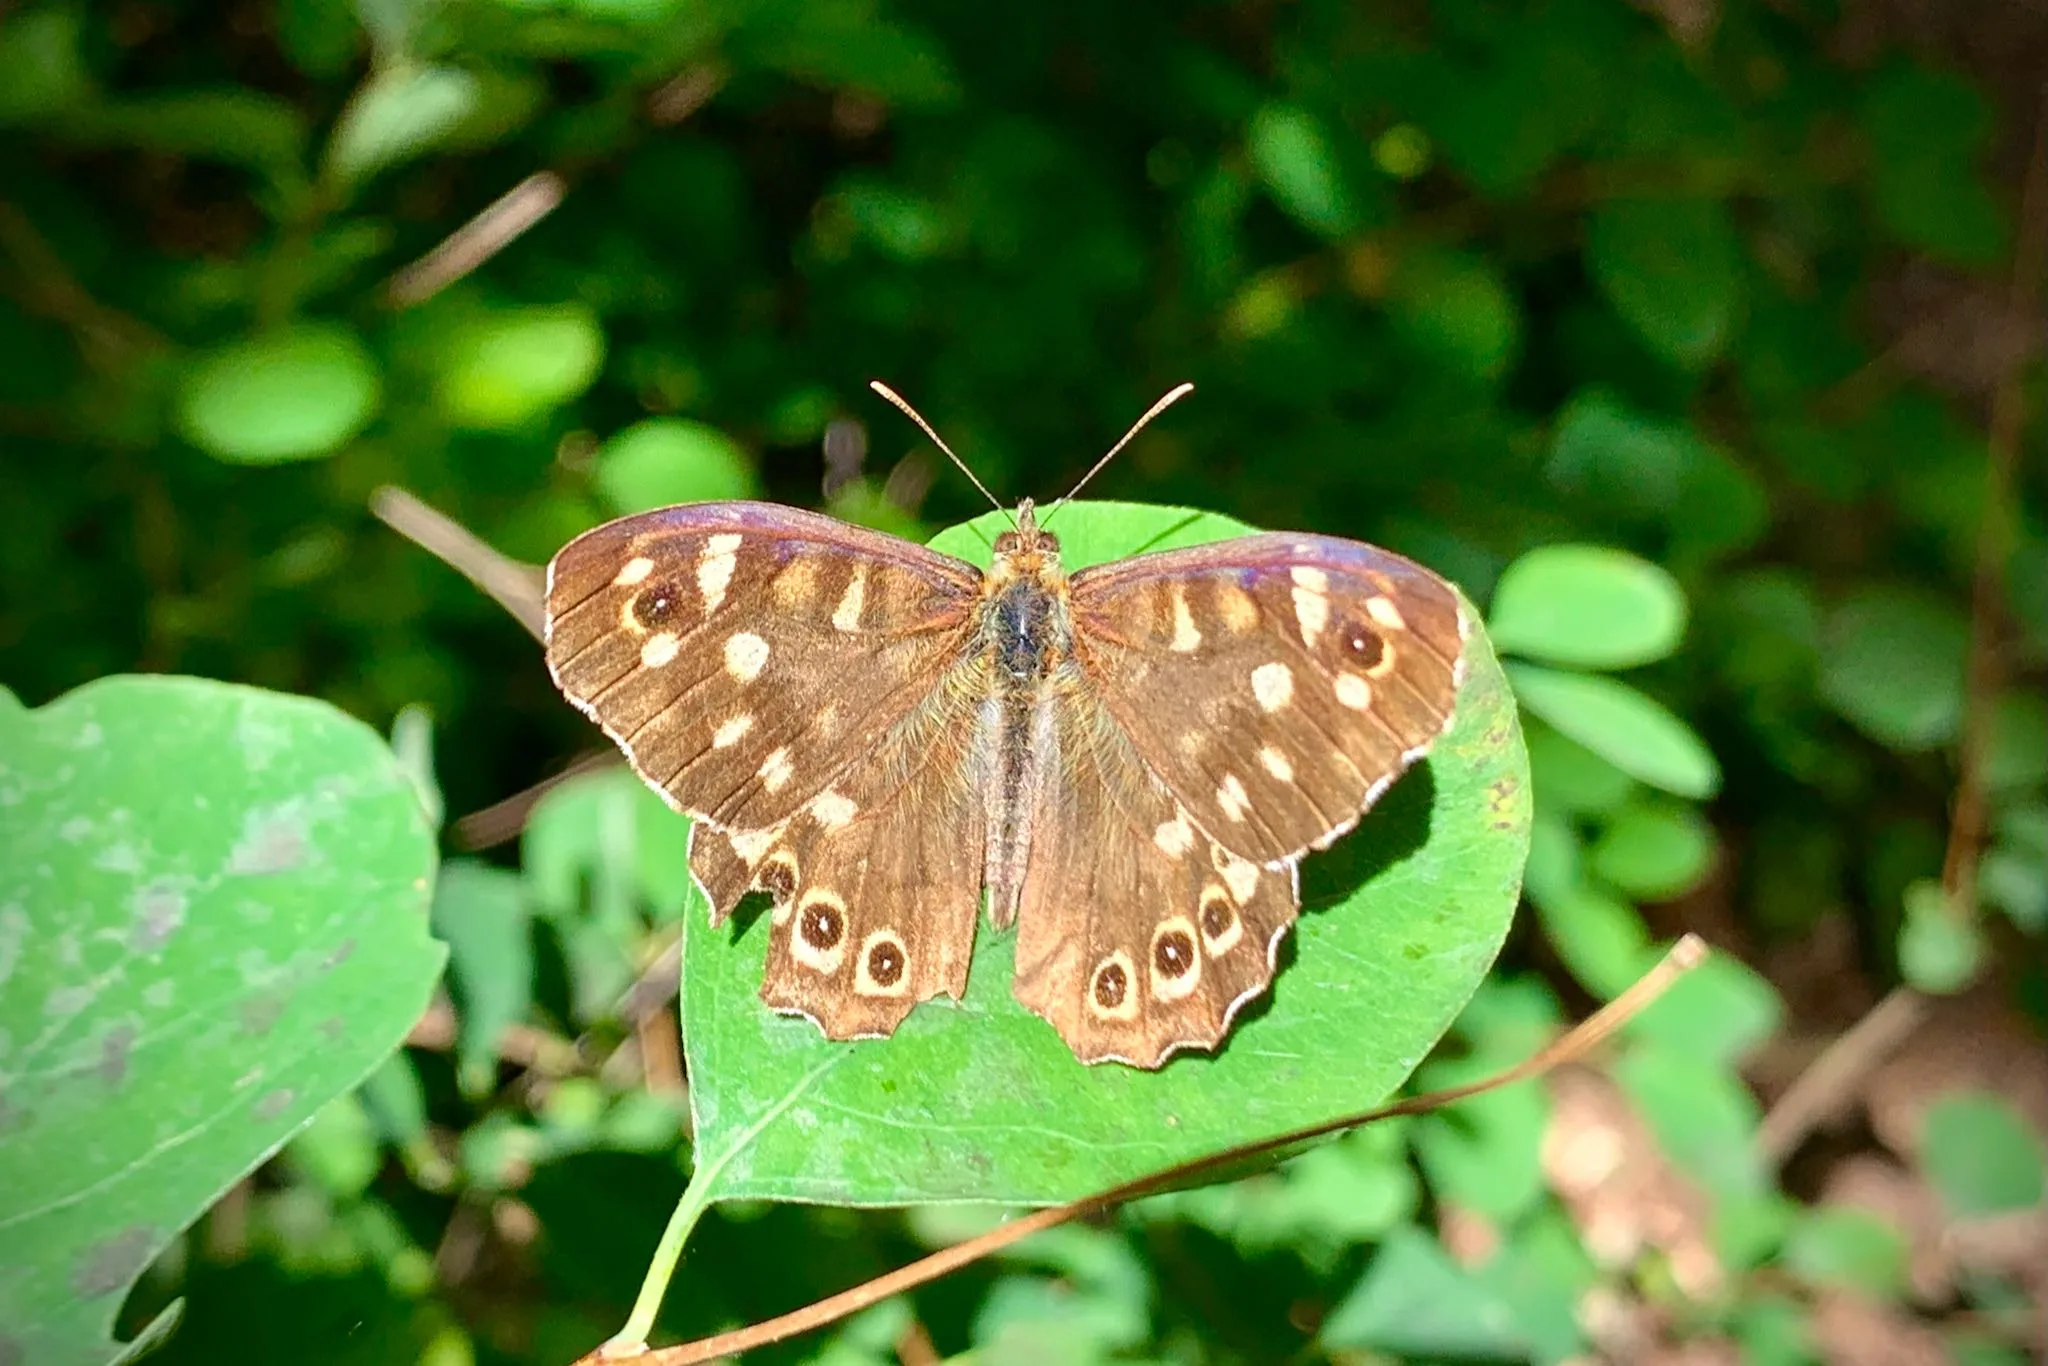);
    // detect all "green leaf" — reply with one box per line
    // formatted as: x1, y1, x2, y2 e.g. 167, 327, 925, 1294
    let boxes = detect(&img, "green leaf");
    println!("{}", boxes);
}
594, 418, 761, 515
1586, 196, 1745, 369
1783, 1206, 1910, 1298
430, 861, 533, 1095
1411, 1057, 1548, 1222
1527, 877, 1654, 999
60, 88, 309, 179
1983, 692, 2048, 792
1818, 586, 1970, 752
0, 677, 443, 1366
1487, 544, 1687, 670
1507, 664, 1720, 799
1618, 1044, 1765, 1200
326, 63, 480, 187
1861, 63, 2006, 266
1897, 878, 1983, 995
1247, 104, 1357, 237
1919, 1092, 2047, 1218
0, 8, 90, 124
1624, 953, 1782, 1066
176, 324, 382, 464
1526, 723, 1636, 817
1321, 1224, 1527, 1359
676, 503, 1530, 1204
1546, 388, 1704, 518
1385, 247, 1521, 382
434, 304, 604, 430
1587, 800, 1714, 900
